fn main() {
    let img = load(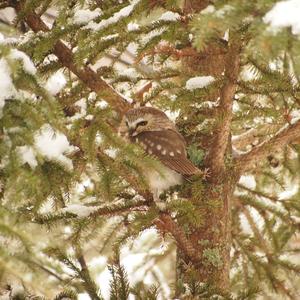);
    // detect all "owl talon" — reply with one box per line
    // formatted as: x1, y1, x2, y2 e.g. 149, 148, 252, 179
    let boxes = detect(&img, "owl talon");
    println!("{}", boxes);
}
202, 168, 211, 179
